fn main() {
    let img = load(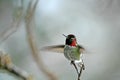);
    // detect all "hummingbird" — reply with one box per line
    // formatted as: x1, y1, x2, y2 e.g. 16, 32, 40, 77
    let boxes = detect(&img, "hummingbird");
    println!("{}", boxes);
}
41, 34, 85, 80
